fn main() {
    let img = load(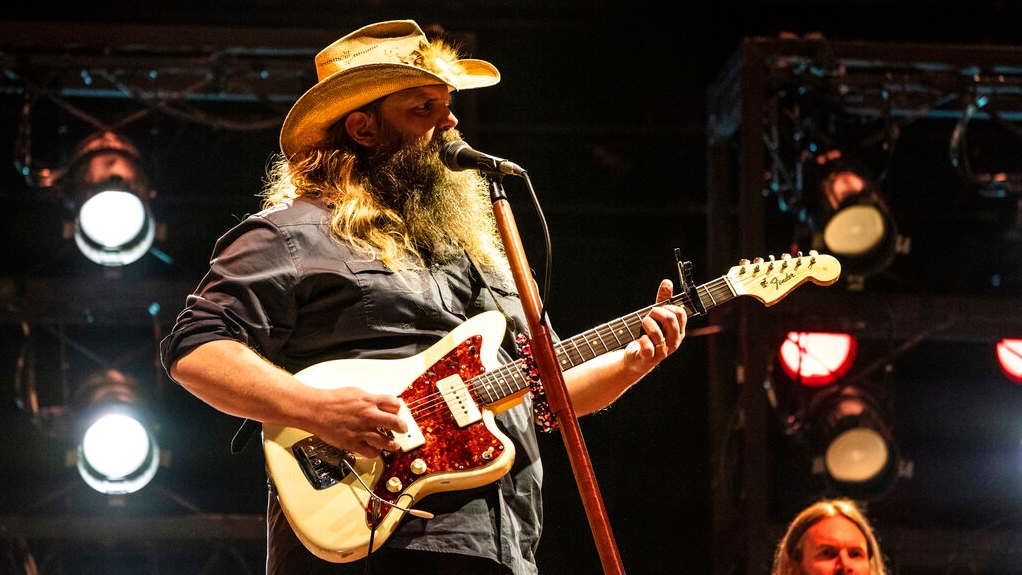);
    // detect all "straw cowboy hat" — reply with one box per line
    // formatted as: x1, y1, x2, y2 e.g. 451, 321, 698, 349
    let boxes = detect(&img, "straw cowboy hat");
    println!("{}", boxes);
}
279, 19, 501, 158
